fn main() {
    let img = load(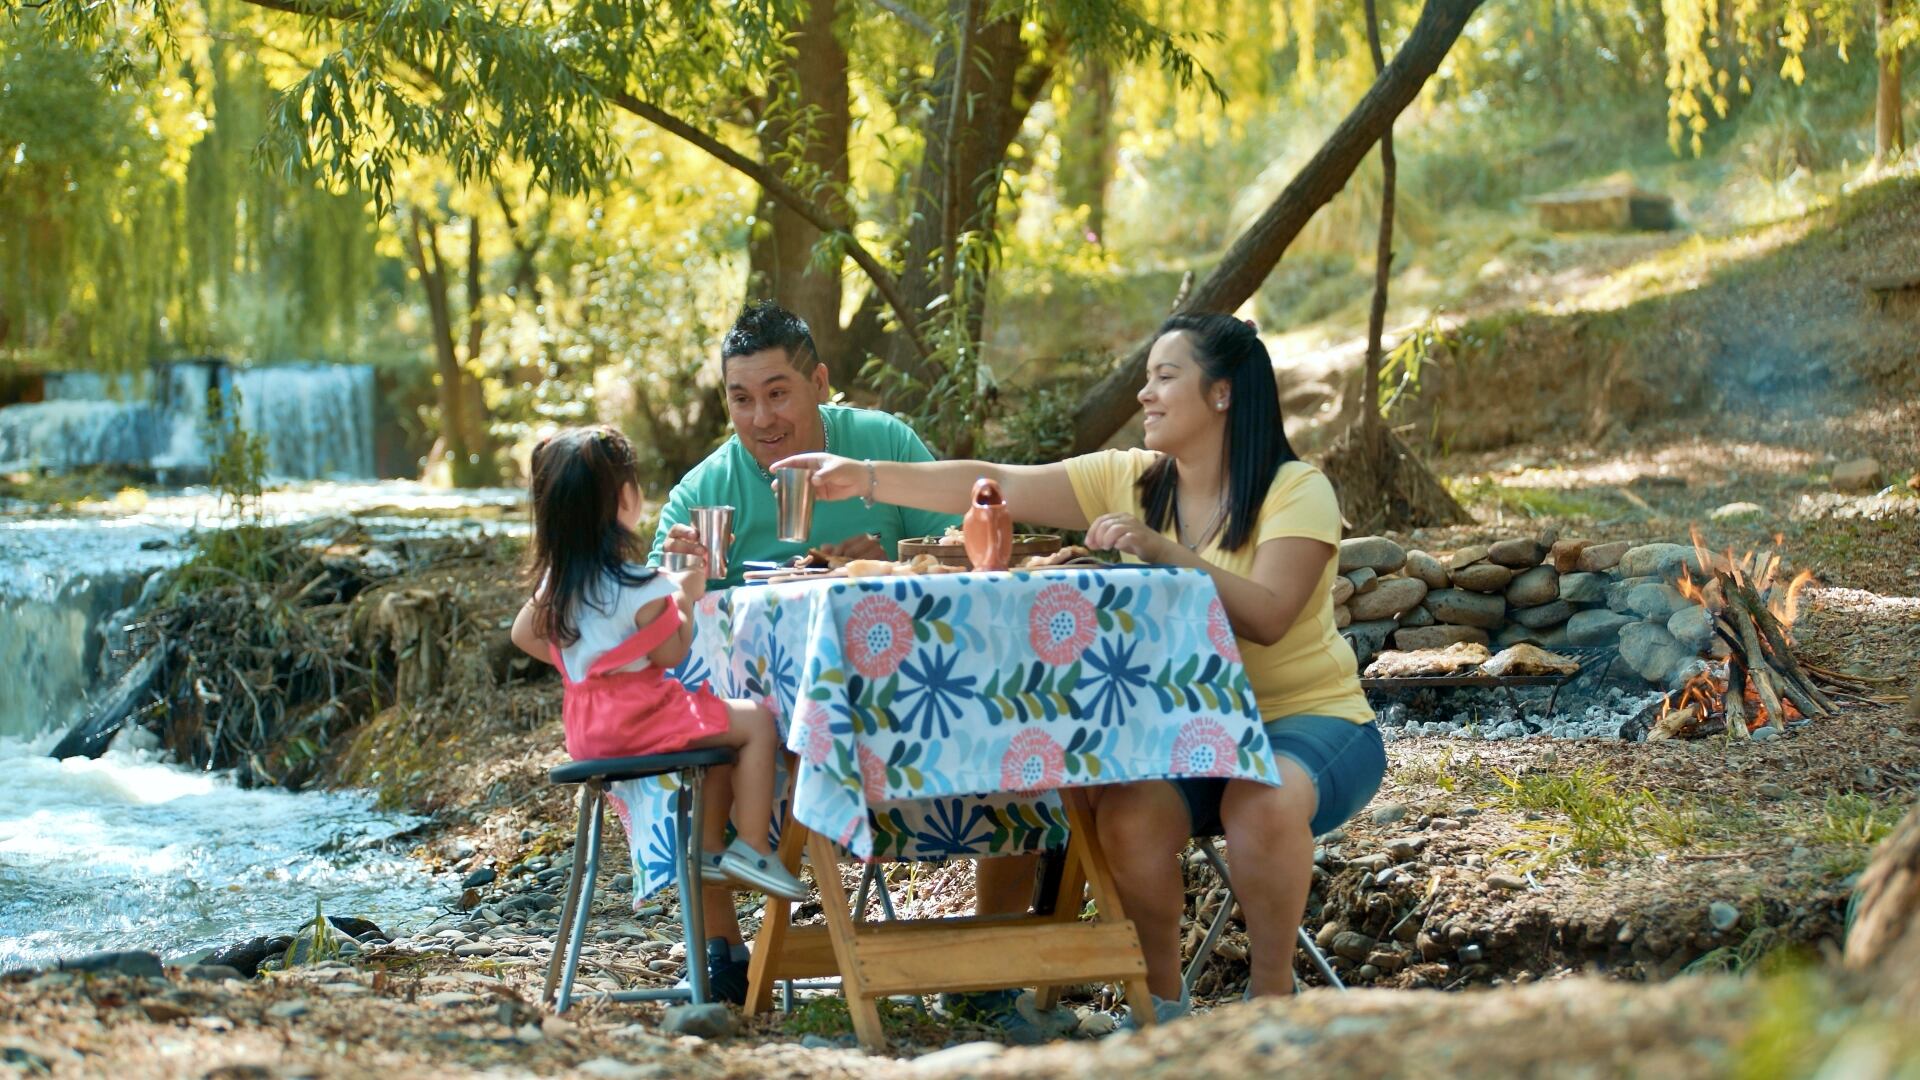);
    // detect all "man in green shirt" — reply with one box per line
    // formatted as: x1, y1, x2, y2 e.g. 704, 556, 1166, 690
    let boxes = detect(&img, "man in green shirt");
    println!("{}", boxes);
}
650, 301, 958, 583
651, 304, 1052, 1039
